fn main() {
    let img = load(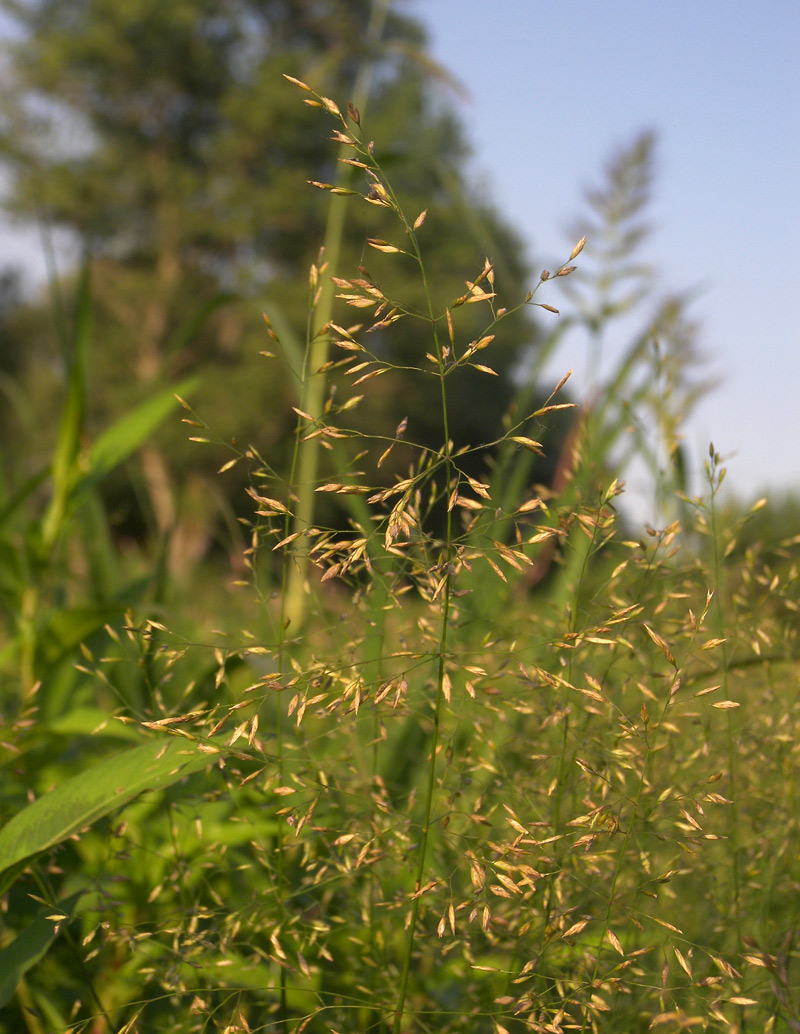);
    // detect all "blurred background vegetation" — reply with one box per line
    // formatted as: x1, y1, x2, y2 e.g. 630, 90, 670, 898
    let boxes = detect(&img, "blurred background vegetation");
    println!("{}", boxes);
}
0, 0, 557, 581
